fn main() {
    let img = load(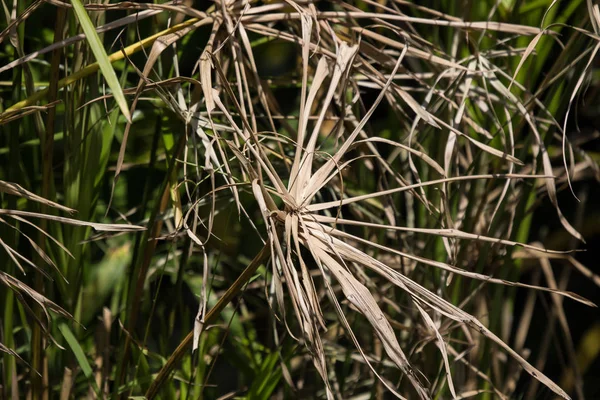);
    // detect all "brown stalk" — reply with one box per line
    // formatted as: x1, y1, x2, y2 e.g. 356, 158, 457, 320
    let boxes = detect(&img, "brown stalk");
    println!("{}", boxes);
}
144, 243, 270, 399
